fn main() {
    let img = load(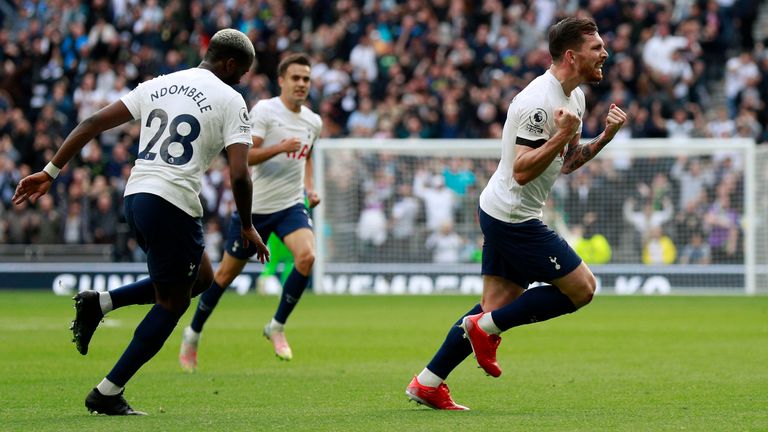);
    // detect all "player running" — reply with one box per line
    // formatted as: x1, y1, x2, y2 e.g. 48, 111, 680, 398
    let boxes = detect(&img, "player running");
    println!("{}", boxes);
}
13, 29, 268, 415
179, 53, 322, 370
405, 17, 627, 410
